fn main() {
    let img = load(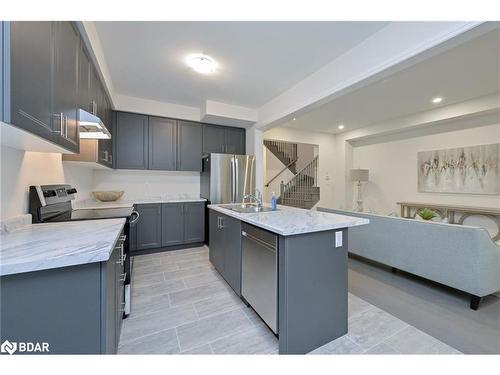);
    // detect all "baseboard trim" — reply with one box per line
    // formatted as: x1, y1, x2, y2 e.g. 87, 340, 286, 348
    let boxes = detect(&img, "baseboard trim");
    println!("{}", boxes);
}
131, 242, 205, 257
